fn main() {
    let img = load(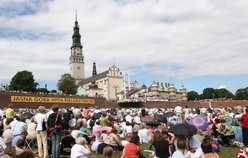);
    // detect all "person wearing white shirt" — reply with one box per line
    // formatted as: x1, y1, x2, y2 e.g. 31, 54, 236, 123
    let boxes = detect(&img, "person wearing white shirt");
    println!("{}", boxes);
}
138, 124, 150, 143
70, 137, 92, 158
124, 122, 133, 137
184, 106, 190, 119
73, 107, 81, 119
175, 105, 182, 123
188, 135, 204, 158
69, 115, 77, 129
9, 118, 18, 131
133, 114, 141, 124
125, 114, 133, 123
92, 121, 101, 140
34, 106, 48, 158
